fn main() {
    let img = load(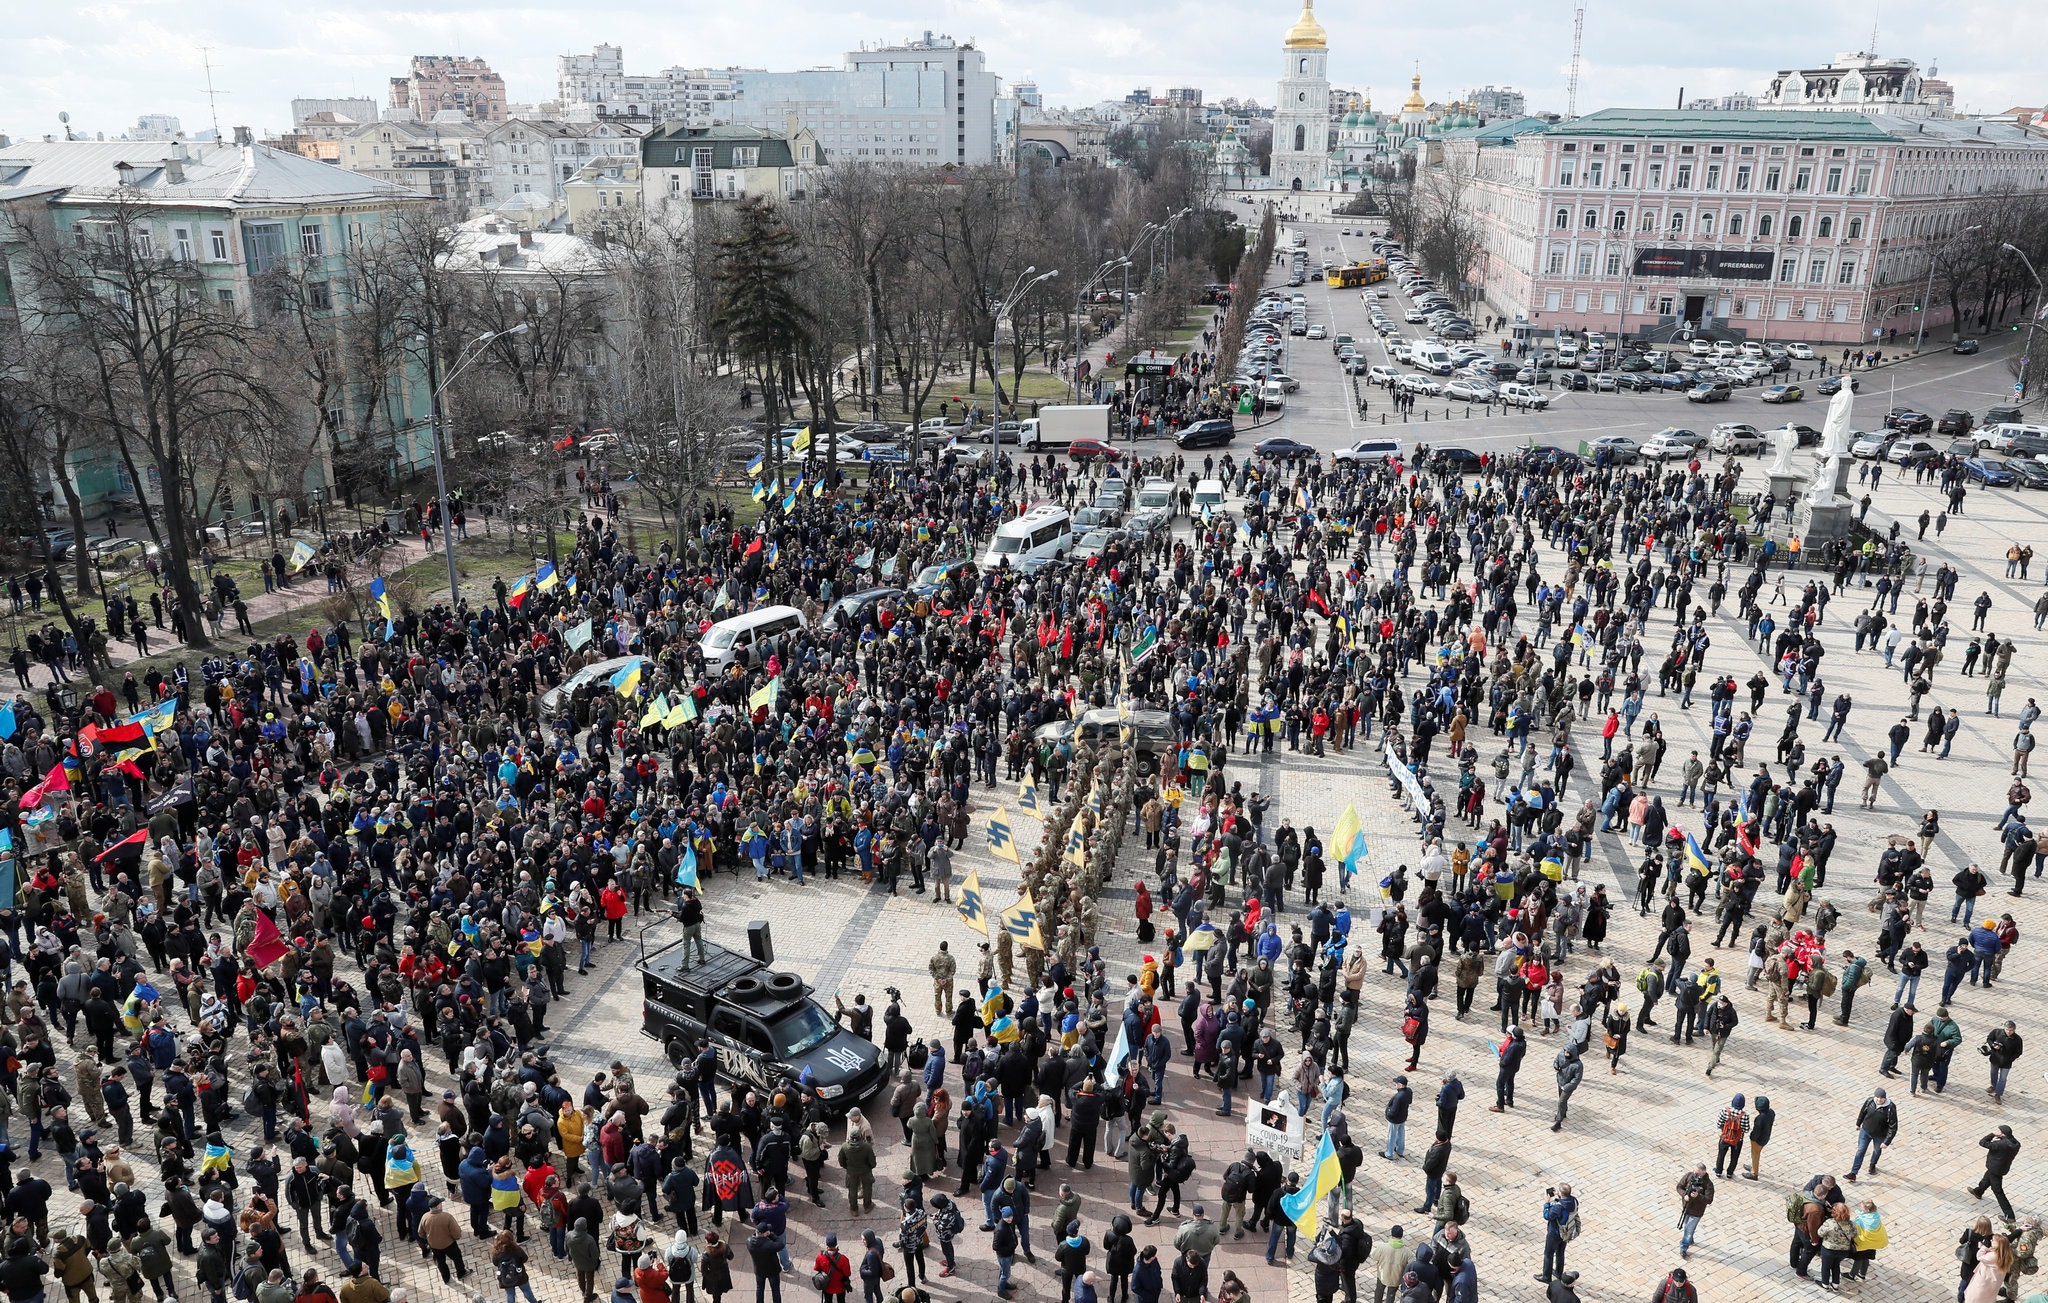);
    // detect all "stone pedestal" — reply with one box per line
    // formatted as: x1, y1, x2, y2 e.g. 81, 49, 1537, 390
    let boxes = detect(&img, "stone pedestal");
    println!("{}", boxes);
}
1766, 470, 1809, 505
1797, 498, 1856, 545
